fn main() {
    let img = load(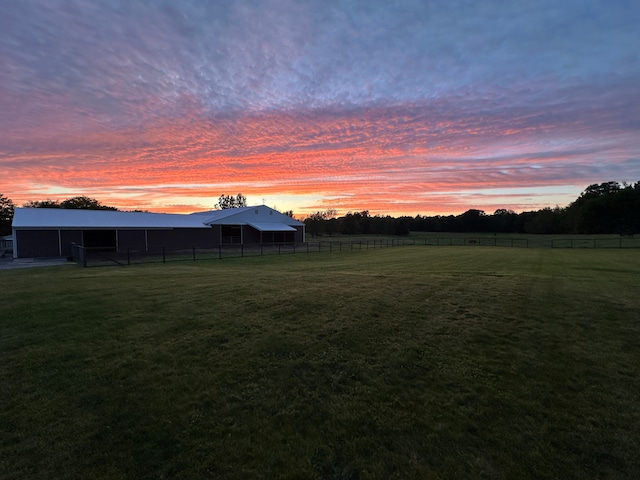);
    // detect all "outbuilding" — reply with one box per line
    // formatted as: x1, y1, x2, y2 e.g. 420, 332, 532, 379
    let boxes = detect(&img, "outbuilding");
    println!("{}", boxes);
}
11, 206, 305, 259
